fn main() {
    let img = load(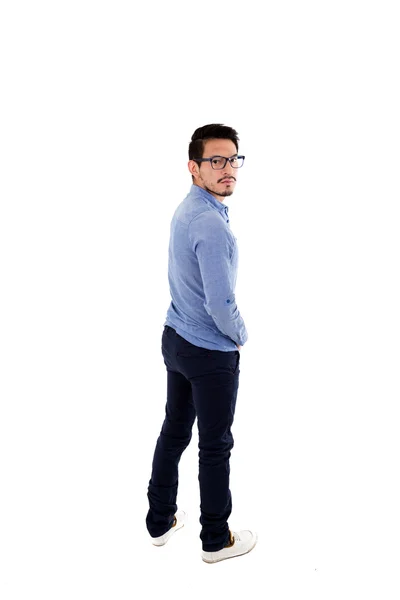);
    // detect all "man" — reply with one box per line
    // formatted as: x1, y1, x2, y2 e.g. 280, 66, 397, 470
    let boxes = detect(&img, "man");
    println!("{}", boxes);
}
145, 124, 258, 563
